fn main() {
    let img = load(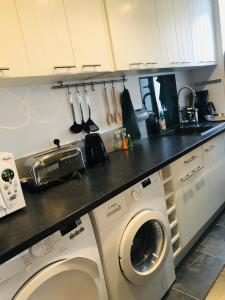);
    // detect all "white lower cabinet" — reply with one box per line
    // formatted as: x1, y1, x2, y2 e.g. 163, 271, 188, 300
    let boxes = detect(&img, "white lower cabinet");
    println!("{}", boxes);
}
173, 163, 207, 248
203, 136, 225, 214
171, 135, 225, 251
